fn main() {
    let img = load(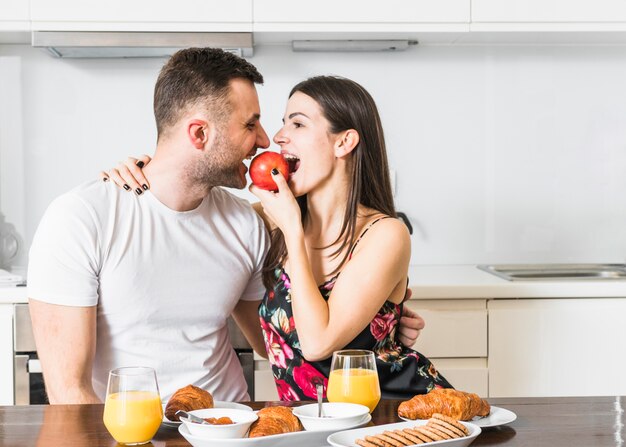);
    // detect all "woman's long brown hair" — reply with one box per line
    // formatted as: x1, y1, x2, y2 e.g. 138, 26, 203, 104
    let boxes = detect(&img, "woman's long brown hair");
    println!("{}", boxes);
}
262, 76, 396, 290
